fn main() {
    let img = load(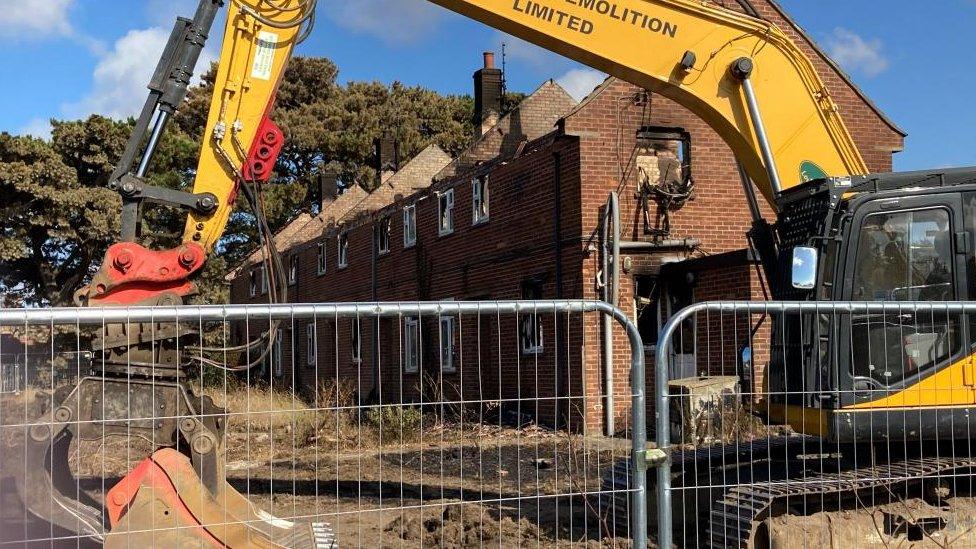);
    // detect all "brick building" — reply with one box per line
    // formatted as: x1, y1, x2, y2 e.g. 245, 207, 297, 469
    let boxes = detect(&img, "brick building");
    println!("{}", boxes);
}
228, 0, 903, 433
